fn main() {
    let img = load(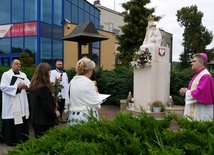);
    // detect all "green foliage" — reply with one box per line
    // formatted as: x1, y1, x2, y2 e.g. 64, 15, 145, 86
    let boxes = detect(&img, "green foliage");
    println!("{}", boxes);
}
95, 67, 133, 104
176, 5, 213, 69
117, 0, 161, 66
0, 66, 36, 81
210, 70, 214, 77
20, 67, 36, 80
170, 68, 193, 105
0, 66, 10, 77
65, 67, 76, 81
8, 112, 214, 155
